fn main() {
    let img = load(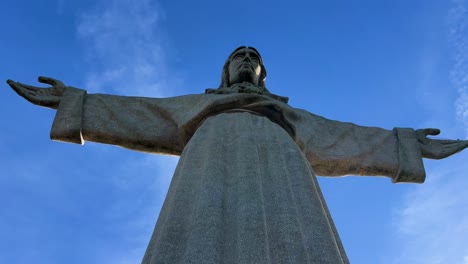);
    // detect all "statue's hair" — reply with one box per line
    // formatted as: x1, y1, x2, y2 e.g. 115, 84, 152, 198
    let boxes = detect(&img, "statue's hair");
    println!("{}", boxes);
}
219, 46, 269, 92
